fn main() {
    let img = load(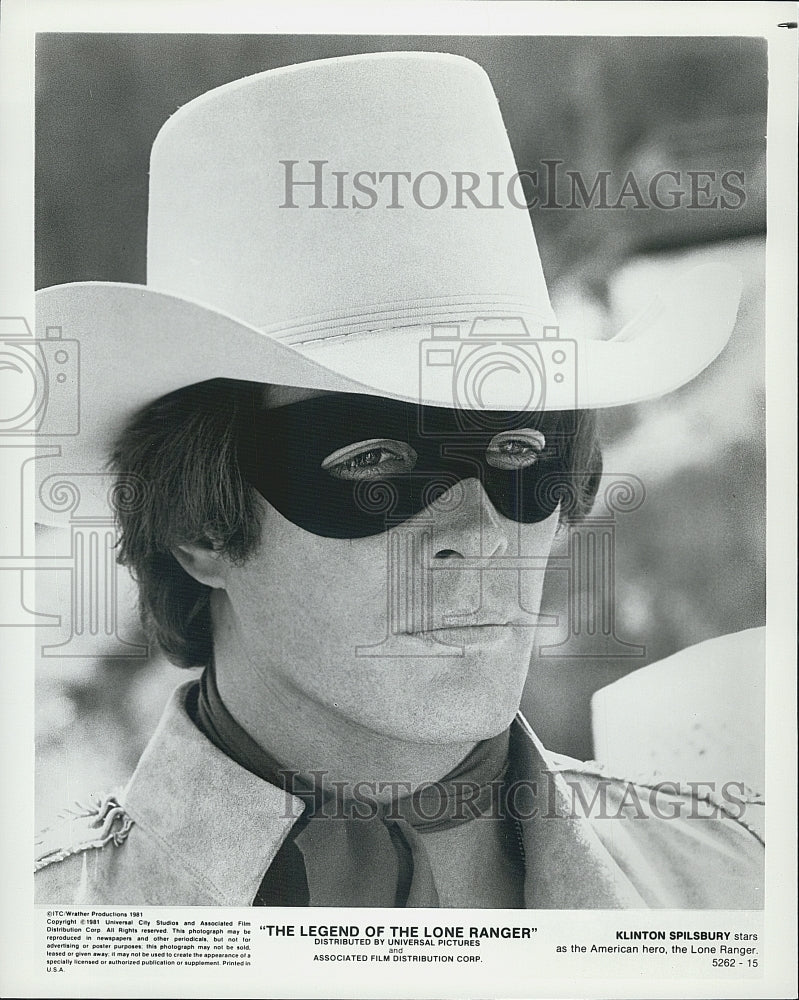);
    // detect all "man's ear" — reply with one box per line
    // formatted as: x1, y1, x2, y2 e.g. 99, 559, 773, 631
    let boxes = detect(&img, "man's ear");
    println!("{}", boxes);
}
171, 541, 228, 589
